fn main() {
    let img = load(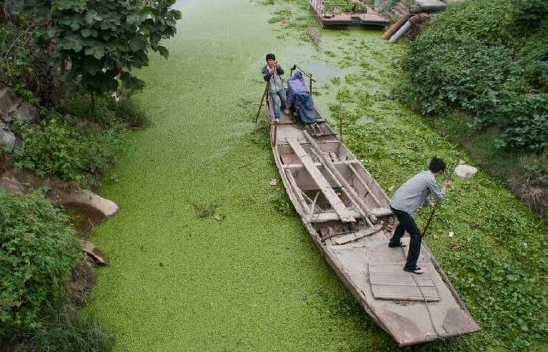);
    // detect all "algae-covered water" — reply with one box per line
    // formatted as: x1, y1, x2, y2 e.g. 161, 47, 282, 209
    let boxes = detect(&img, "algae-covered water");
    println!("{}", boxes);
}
88, 1, 394, 351
86, 1, 546, 351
